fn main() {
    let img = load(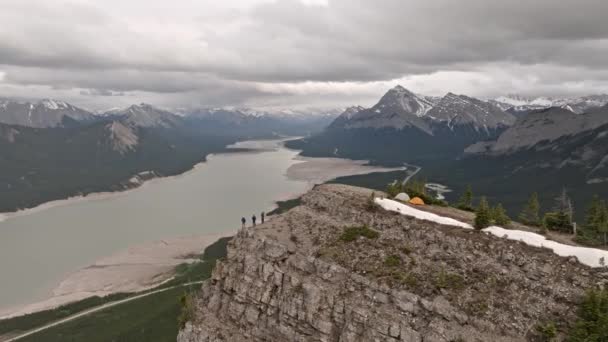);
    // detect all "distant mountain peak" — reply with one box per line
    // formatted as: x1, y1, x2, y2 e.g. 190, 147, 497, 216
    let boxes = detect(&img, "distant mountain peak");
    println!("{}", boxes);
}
375, 85, 434, 117
39, 99, 70, 110
427, 92, 515, 132
389, 84, 409, 93
493, 94, 608, 114
108, 103, 180, 128
329, 87, 519, 133
0, 98, 93, 128
343, 105, 365, 114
